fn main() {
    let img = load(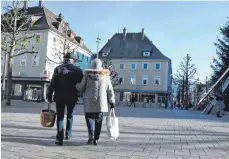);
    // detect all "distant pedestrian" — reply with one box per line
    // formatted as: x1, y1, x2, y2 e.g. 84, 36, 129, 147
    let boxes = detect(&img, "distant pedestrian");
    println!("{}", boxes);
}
46, 53, 83, 146
76, 58, 115, 146
36, 88, 42, 103
129, 93, 136, 108
215, 89, 225, 118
